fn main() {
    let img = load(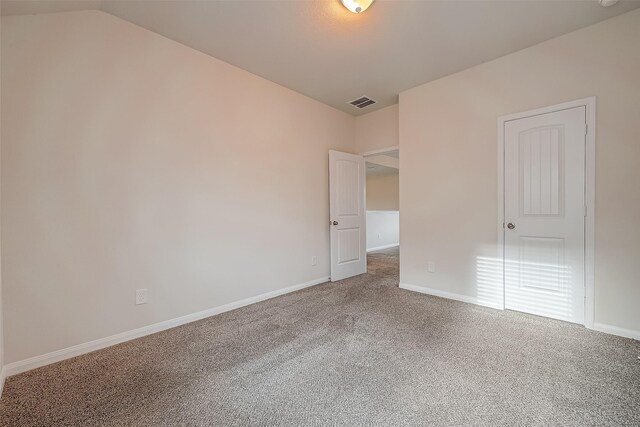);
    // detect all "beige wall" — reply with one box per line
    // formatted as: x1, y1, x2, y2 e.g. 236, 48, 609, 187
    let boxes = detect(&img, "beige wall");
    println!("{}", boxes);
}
0, 11, 355, 364
400, 9, 640, 332
366, 211, 399, 251
355, 104, 398, 154
366, 174, 399, 211
0, 14, 3, 382
0, 14, 4, 383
